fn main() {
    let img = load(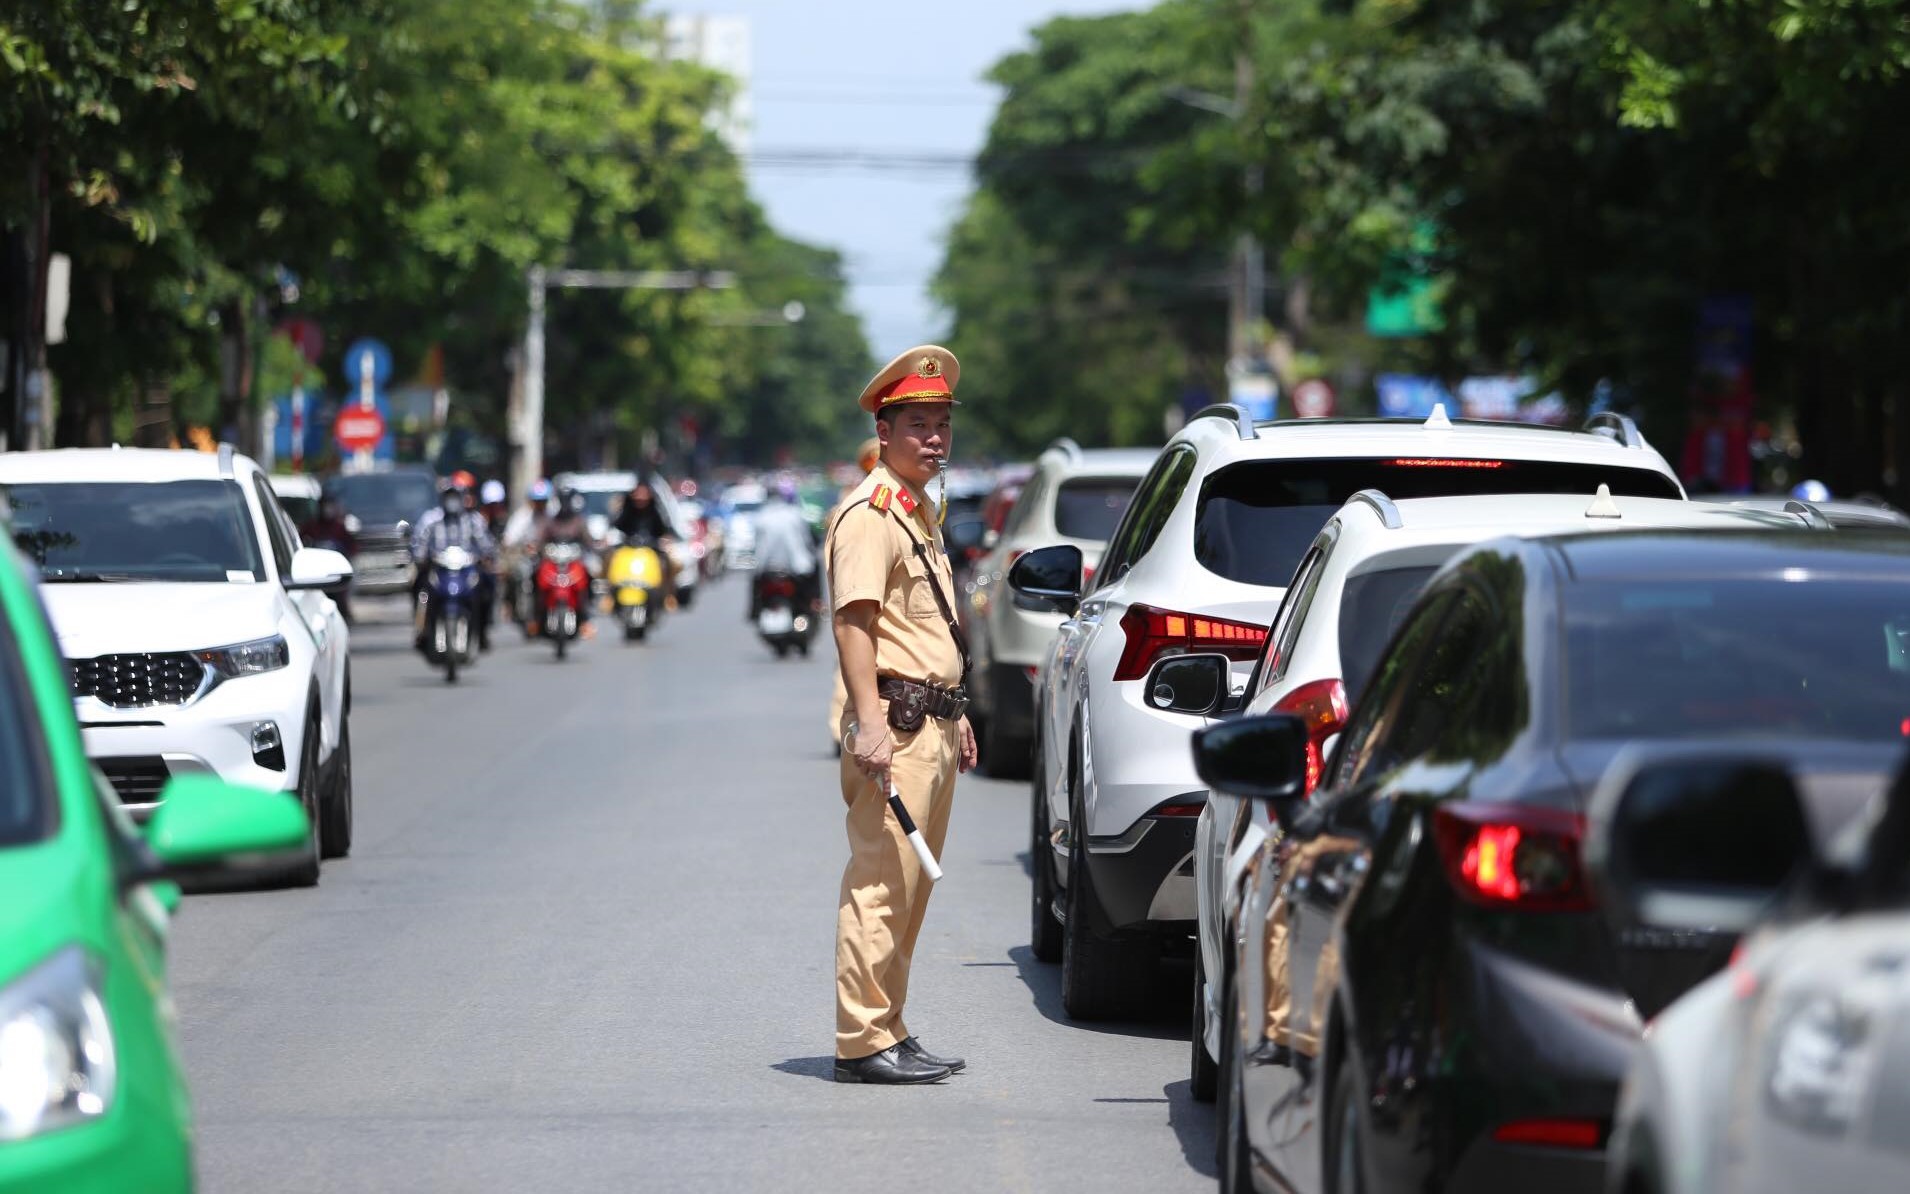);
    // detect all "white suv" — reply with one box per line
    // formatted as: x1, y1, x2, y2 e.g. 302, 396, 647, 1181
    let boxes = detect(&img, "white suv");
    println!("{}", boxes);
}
0, 446, 355, 884
1186, 488, 1816, 1097
1009, 404, 1686, 1019
965, 440, 1154, 777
